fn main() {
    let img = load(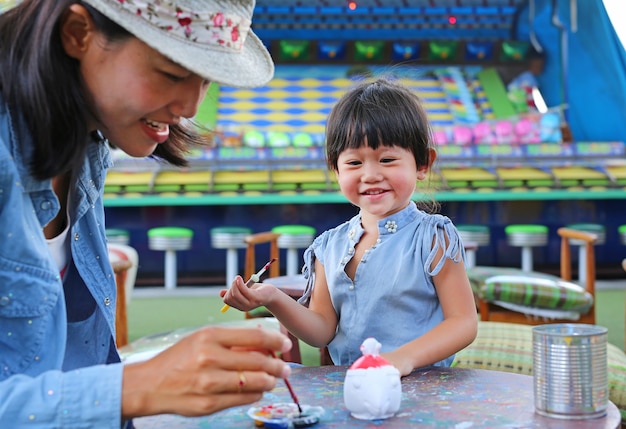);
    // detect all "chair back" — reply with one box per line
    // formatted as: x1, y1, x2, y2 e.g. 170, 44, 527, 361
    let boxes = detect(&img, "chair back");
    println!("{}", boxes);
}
557, 227, 598, 322
242, 231, 307, 364
244, 232, 281, 280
